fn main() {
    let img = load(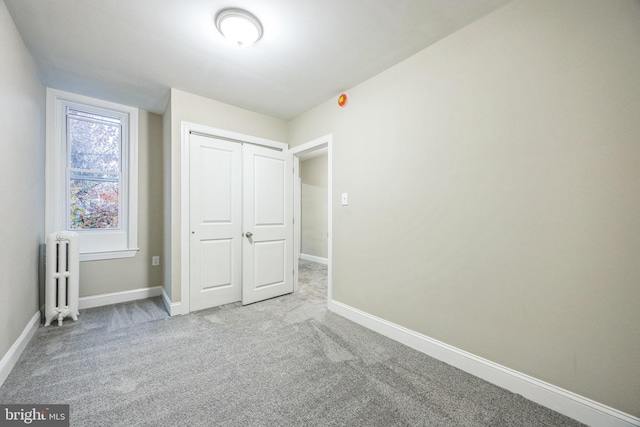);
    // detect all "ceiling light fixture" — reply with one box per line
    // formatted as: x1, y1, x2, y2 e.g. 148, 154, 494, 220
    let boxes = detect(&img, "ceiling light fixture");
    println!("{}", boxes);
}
215, 8, 263, 47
